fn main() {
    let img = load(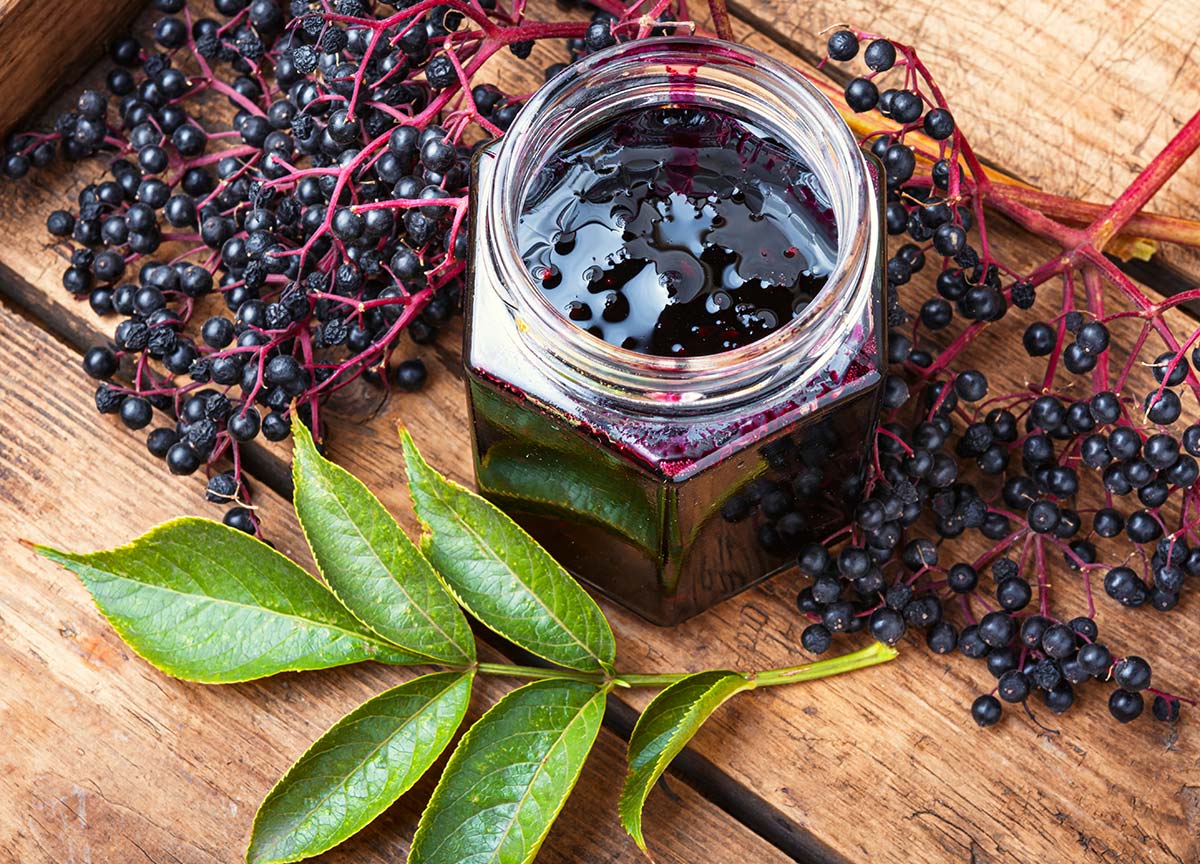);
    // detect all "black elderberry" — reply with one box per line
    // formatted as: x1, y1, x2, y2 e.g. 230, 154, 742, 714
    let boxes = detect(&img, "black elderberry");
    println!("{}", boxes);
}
1125, 509, 1163, 544
826, 29, 859, 60
1108, 689, 1144, 723
869, 607, 906, 646
224, 506, 257, 534
800, 623, 832, 654
166, 442, 202, 475
986, 647, 1020, 679
844, 78, 878, 113
971, 694, 1002, 727
1182, 424, 1200, 456
1078, 642, 1112, 676
1038, 683, 1073, 716
883, 143, 915, 185
1040, 624, 1076, 659
922, 108, 954, 140
821, 601, 855, 632
978, 611, 1015, 648
1144, 387, 1182, 424
997, 577, 1032, 612
1022, 321, 1056, 356
146, 427, 178, 459
395, 358, 428, 392
1112, 656, 1151, 692
1018, 615, 1049, 650
425, 54, 457, 90
957, 625, 988, 658
926, 621, 957, 654
1031, 659, 1062, 692
997, 670, 1030, 703
206, 472, 240, 504
863, 39, 897, 71
1152, 695, 1181, 722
